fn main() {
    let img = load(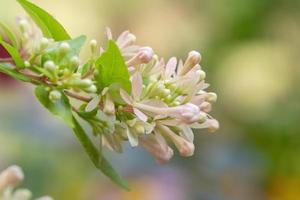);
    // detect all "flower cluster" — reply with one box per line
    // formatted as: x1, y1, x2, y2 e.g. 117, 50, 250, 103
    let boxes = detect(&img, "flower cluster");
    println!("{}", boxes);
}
0, 0, 219, 188
85, 28, 219, 163
0, 165, 52, 200
5, 18, 219, 164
